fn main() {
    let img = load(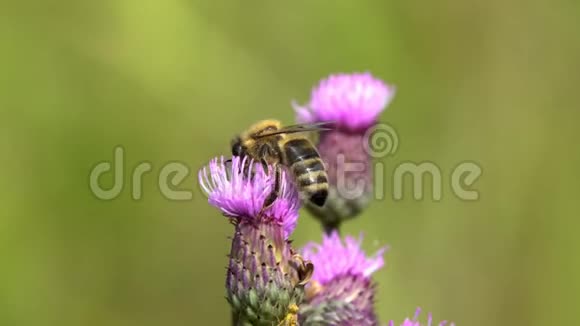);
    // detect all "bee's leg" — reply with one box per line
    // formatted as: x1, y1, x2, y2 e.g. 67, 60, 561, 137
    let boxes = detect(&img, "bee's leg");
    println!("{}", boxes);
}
225, 158, 248, 179
262, 164, 282, 209
224, 158, 233, 174
257, 143, 275, 175
260, 159, 269, 176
